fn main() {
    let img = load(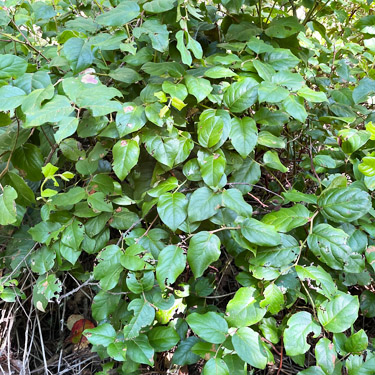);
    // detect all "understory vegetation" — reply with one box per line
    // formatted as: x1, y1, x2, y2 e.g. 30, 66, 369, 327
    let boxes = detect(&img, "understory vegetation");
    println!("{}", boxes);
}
2, 0, 375, 374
